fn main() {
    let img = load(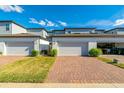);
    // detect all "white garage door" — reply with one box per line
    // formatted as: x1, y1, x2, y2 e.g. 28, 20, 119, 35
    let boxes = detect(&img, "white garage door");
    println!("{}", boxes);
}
58, 42, 88, 56
6, 42, 33, 56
